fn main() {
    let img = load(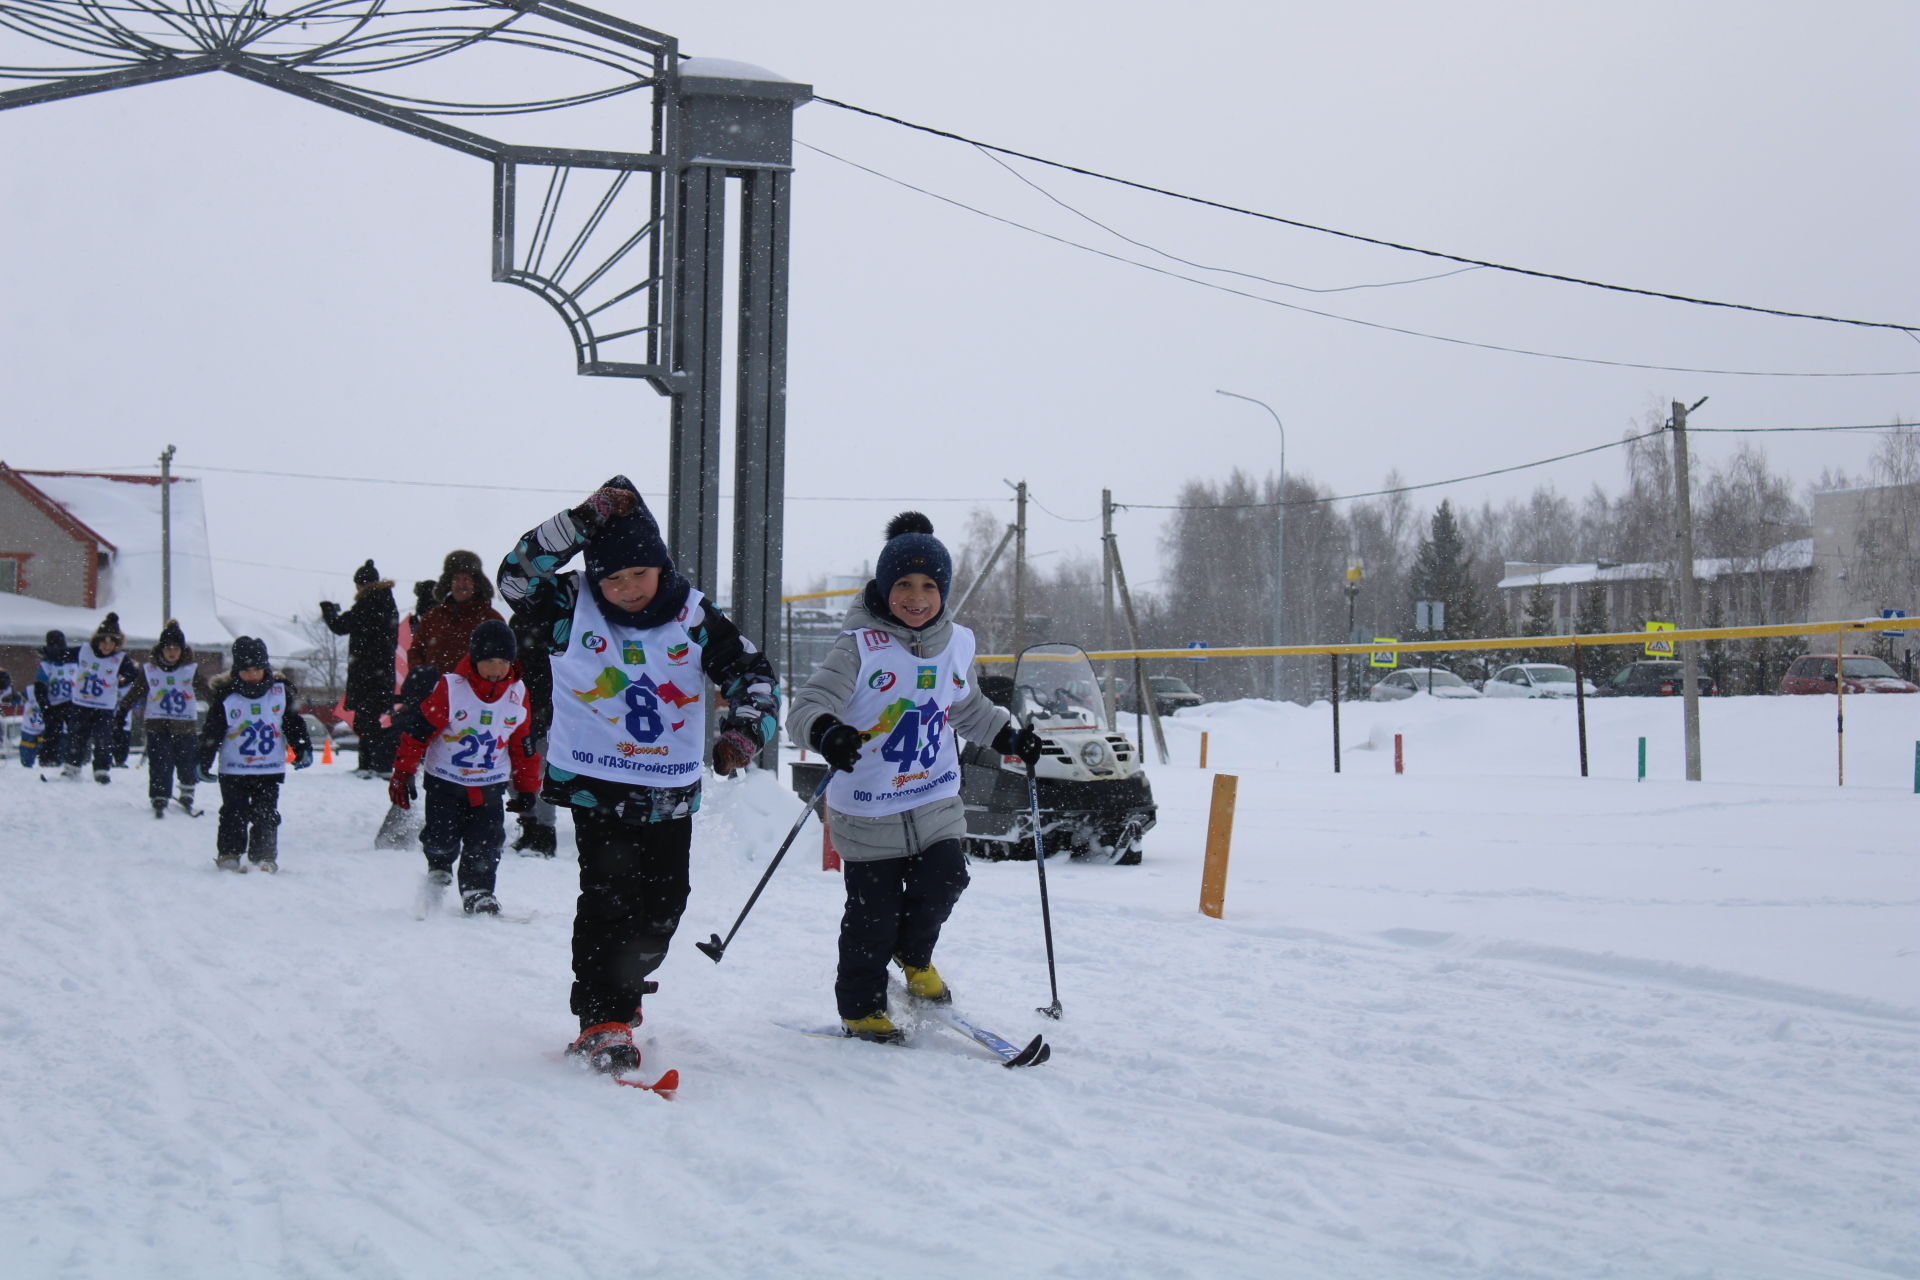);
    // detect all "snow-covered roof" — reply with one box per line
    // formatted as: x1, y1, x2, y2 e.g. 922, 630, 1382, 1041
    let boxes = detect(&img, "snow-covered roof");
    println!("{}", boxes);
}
1497, 539, 1814, 591
0, 471, 300, 657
